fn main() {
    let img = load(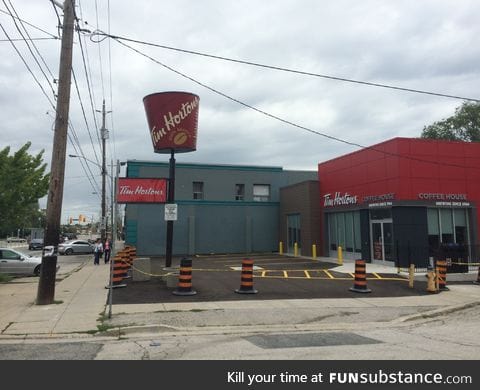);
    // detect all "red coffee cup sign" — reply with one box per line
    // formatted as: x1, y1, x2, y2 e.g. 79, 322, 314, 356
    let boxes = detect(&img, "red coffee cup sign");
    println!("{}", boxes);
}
143, 91, 199, 153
